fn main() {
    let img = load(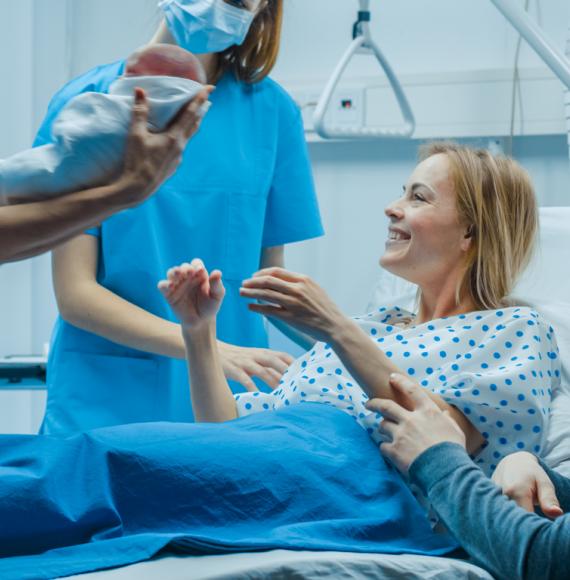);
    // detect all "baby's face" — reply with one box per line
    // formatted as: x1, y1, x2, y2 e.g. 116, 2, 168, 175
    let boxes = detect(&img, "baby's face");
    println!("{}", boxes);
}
125, 45, 207, 84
